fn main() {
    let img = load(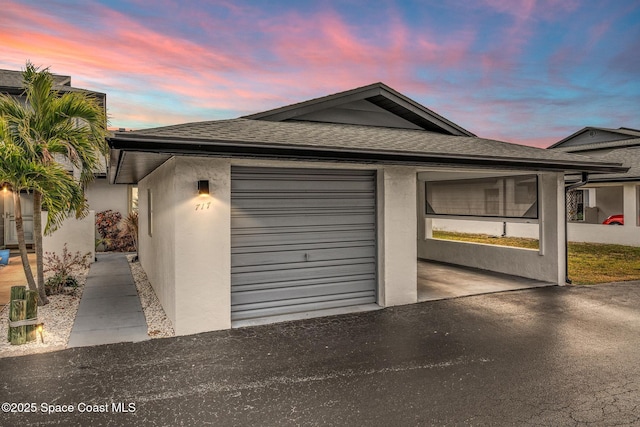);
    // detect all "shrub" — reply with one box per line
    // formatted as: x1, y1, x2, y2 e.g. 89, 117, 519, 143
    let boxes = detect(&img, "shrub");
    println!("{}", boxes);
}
96, 210, 135, 252
121, 211, 139, 254
45, 274, 80, 296
44, 244, 91, 295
